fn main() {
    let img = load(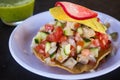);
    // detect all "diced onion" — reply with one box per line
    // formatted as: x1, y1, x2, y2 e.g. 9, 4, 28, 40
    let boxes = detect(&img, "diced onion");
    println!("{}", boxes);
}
68, 38, 76, 47
48, 46, 57, 54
